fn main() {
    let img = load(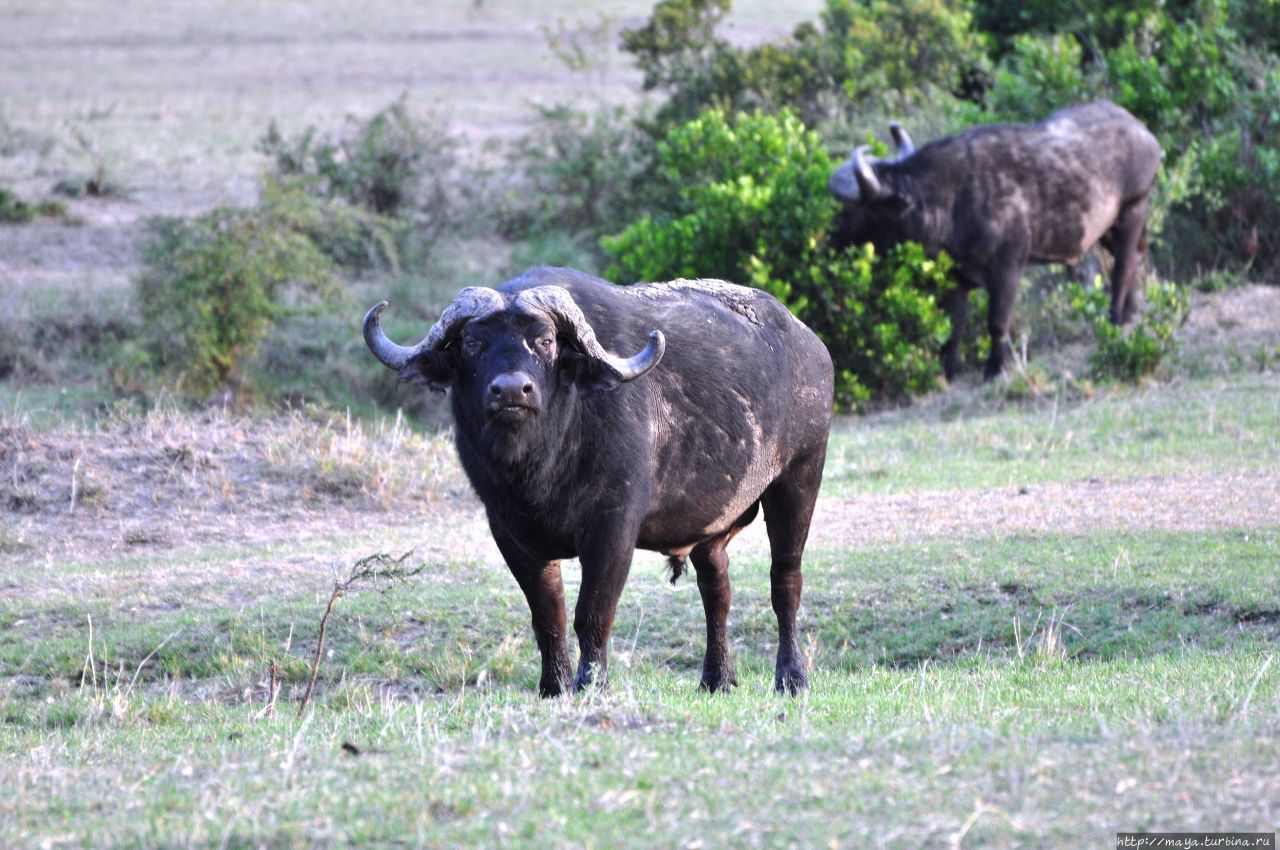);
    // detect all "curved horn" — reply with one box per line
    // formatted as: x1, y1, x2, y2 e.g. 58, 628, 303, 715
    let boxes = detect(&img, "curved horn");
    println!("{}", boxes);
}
889, 122, 915, 157
515, 285, 666, 382
422, 287, 506, 351
363, 301, 416, 370
363, 287, 505, 372
851, 145, 887, 201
